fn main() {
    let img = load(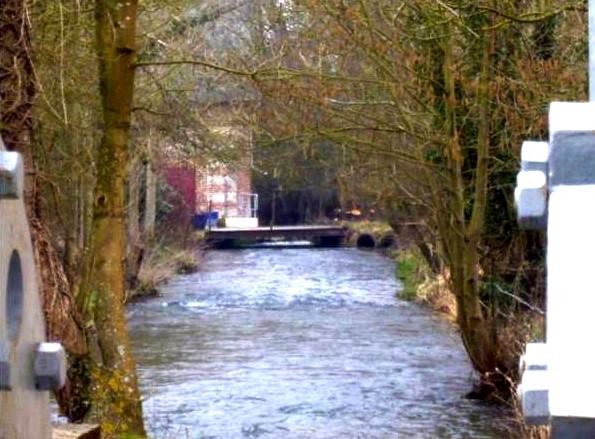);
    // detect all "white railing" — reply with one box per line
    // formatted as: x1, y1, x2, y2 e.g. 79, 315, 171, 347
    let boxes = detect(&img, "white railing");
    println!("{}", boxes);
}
238, 192, 259, 218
